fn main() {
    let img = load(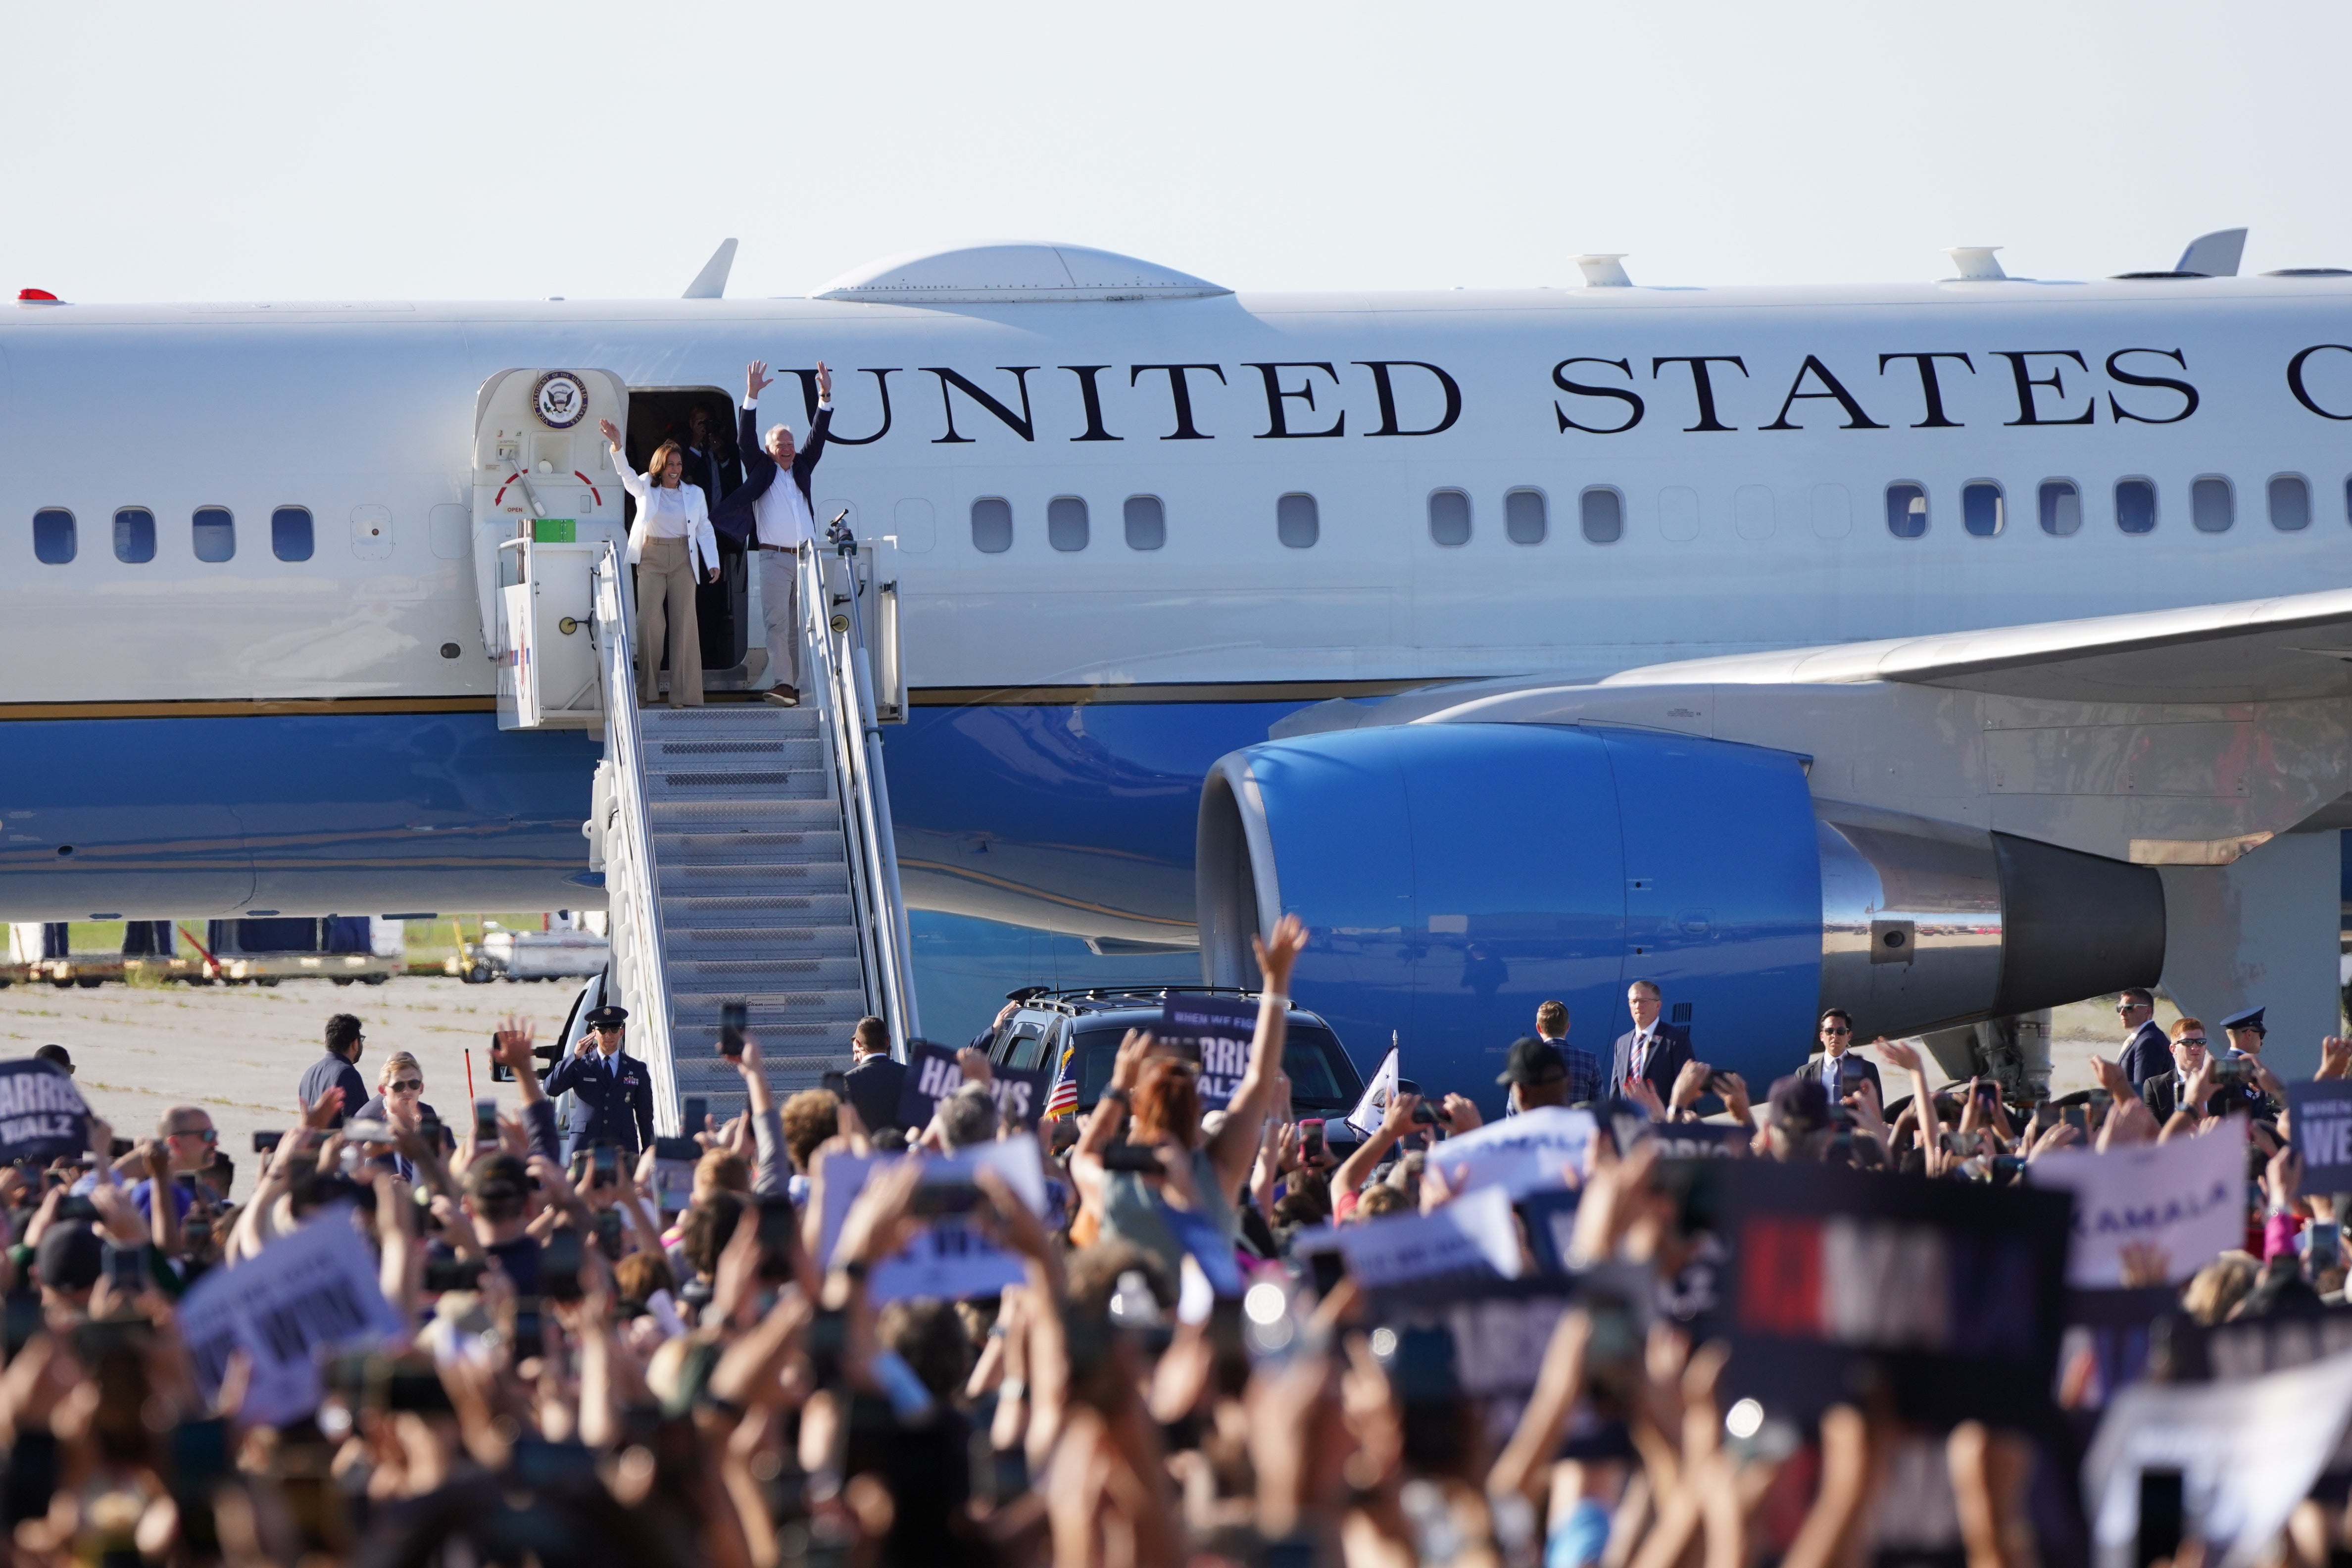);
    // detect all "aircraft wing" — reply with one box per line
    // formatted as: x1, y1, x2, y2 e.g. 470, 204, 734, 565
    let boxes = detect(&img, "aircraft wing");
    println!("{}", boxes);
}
1596, 586, 2352, 704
